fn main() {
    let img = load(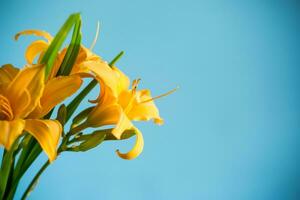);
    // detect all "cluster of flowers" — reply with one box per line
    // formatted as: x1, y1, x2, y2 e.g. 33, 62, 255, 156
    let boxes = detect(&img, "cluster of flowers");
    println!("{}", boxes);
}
0, 14, 175, 199
0, 28, 173, 161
